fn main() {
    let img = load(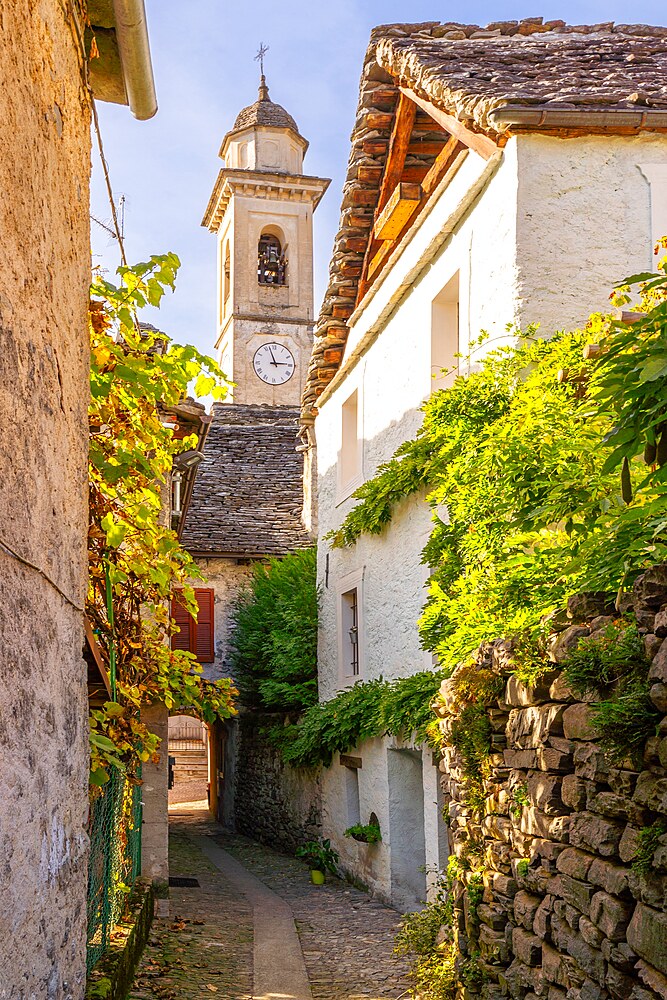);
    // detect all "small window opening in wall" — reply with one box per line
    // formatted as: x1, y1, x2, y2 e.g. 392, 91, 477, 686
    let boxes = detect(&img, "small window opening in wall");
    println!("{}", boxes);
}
340, 389, 360, 492
342, 587, 359, 677
258, 233, 287, 286
223, 243, 231, 313
431, 271, 460, 392
345, 766, 361, 827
